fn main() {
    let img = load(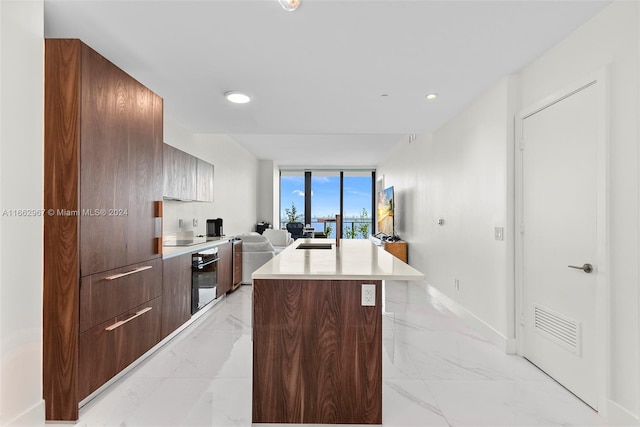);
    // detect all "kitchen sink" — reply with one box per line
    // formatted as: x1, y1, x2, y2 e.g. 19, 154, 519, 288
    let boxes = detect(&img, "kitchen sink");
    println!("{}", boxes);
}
296, 243, 333, 250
